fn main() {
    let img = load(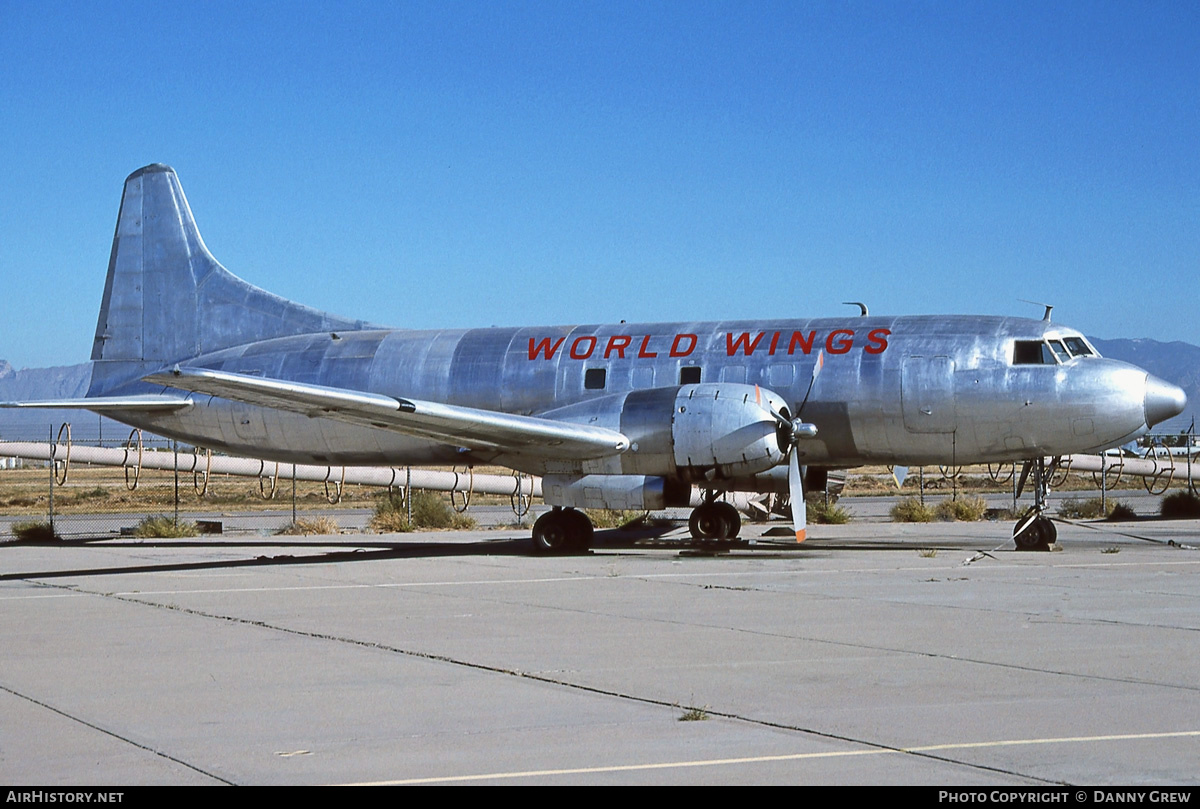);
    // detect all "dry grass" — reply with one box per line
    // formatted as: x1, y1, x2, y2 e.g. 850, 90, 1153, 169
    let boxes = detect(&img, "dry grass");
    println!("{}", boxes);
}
369, 490, 477, 533
1057, 497, 1135, 520
0, 466, 380, 515
584, 509, 647, 529
132, 515, 199, 538
276, 517, 340, 535
843, 465, 1128, 497
891, 497, 935, 522
11, 520, 59, 542
1107, 502, 1137, 521
807, 499, 851, 524
934, 496, 988, 522
1161, 491, 1200, 519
